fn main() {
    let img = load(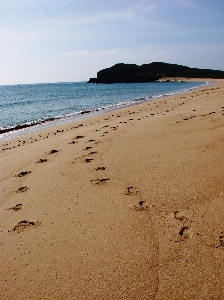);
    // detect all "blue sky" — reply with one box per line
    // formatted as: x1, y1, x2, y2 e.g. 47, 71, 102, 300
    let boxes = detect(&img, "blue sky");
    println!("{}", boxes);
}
1, 0, 224, 85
